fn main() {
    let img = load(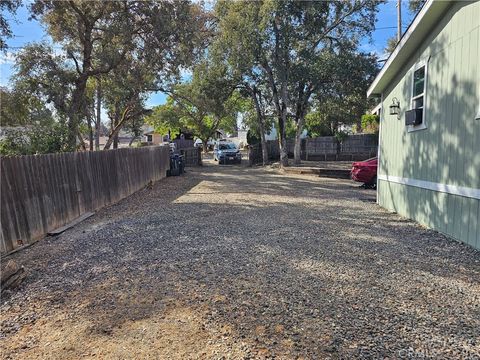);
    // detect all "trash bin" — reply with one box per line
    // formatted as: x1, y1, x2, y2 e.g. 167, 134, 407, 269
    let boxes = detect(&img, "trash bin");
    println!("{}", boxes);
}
167, 154, 185, 176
